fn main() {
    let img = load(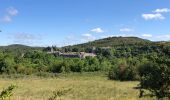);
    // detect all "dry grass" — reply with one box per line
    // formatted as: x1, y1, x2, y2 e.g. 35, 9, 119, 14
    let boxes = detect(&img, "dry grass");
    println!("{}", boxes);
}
0, 73, 155, 100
